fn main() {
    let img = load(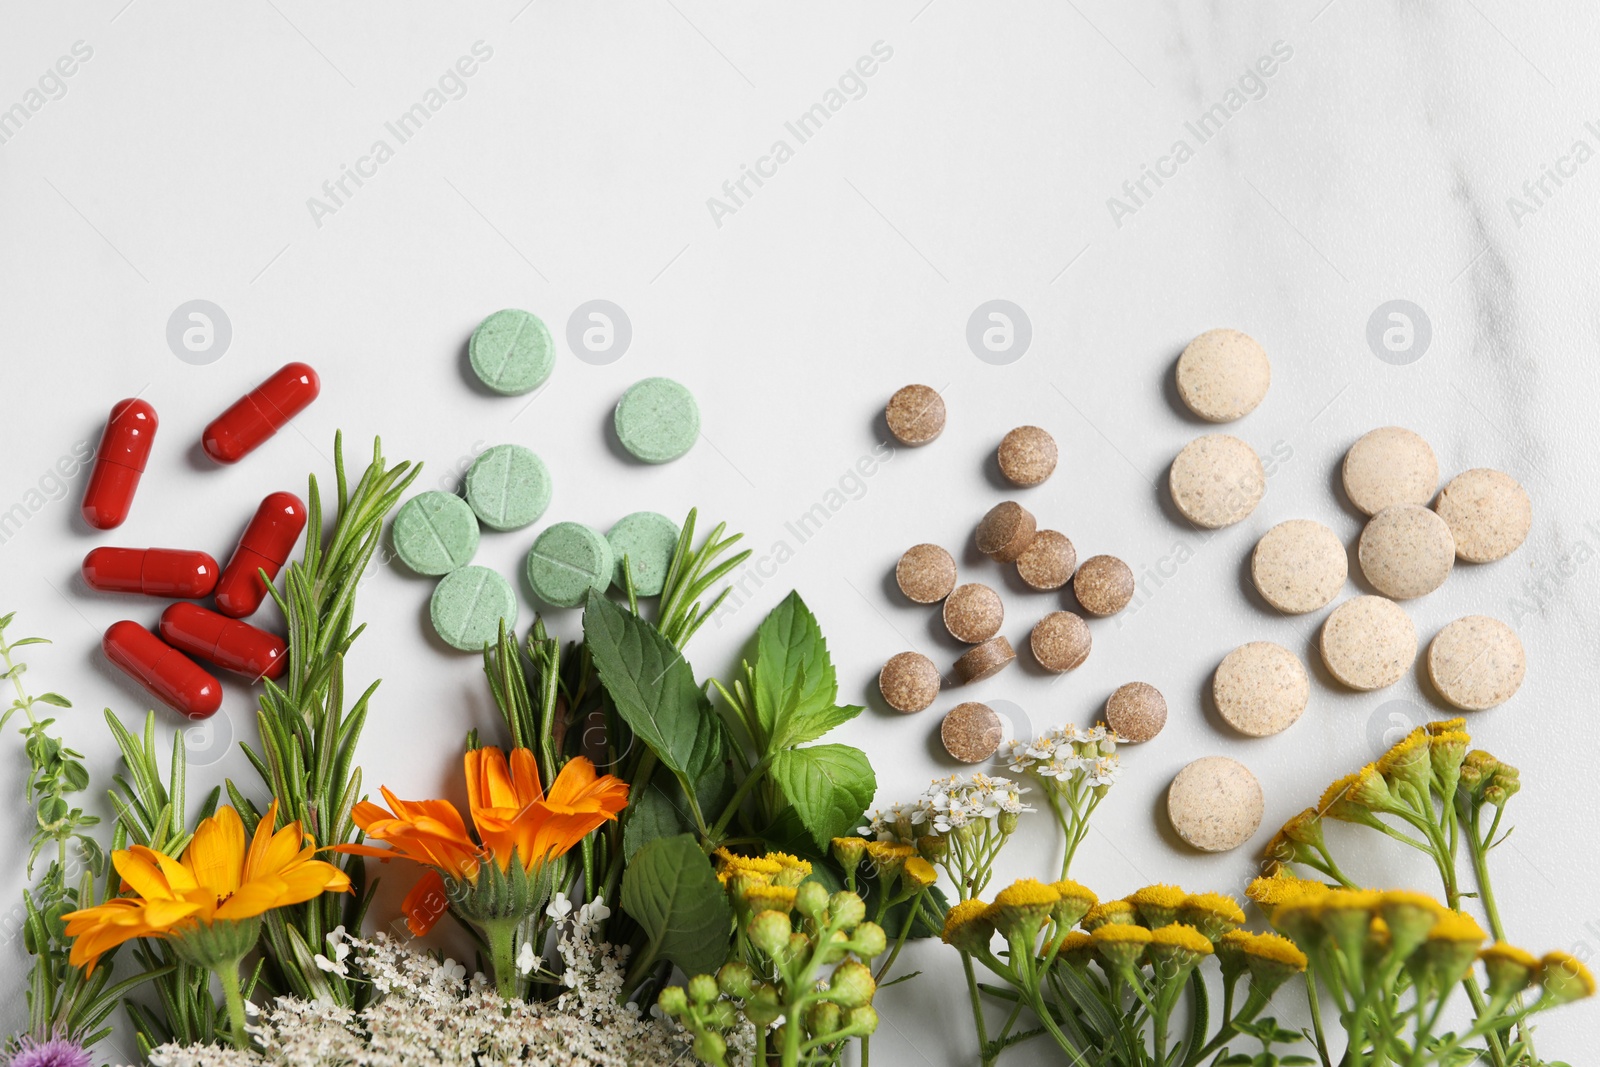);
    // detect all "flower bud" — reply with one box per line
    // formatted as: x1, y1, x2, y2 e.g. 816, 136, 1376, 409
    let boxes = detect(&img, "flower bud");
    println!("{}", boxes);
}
657, 986, 688, 1016
717, 960, 755, 999
745, 982, 782, 1026
941, 899, 995, 955
851, 921, 888, 959
828, 960, 877, 1008
748, 910, 792, 958
687, 973, 719, 1005
1539, 951, 1596, 1004
998, 810, 1020, 835
830, 891, 866, 930
1478, 943, 1538, 999
814, 928, 849, 965
845, 1005, 880, 1035
831, 836, 867, 877
693, 1031, 726, 1063
806, 1000, 842, 1037
795, 880, 829, 920
707, 1000, 738, 1030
